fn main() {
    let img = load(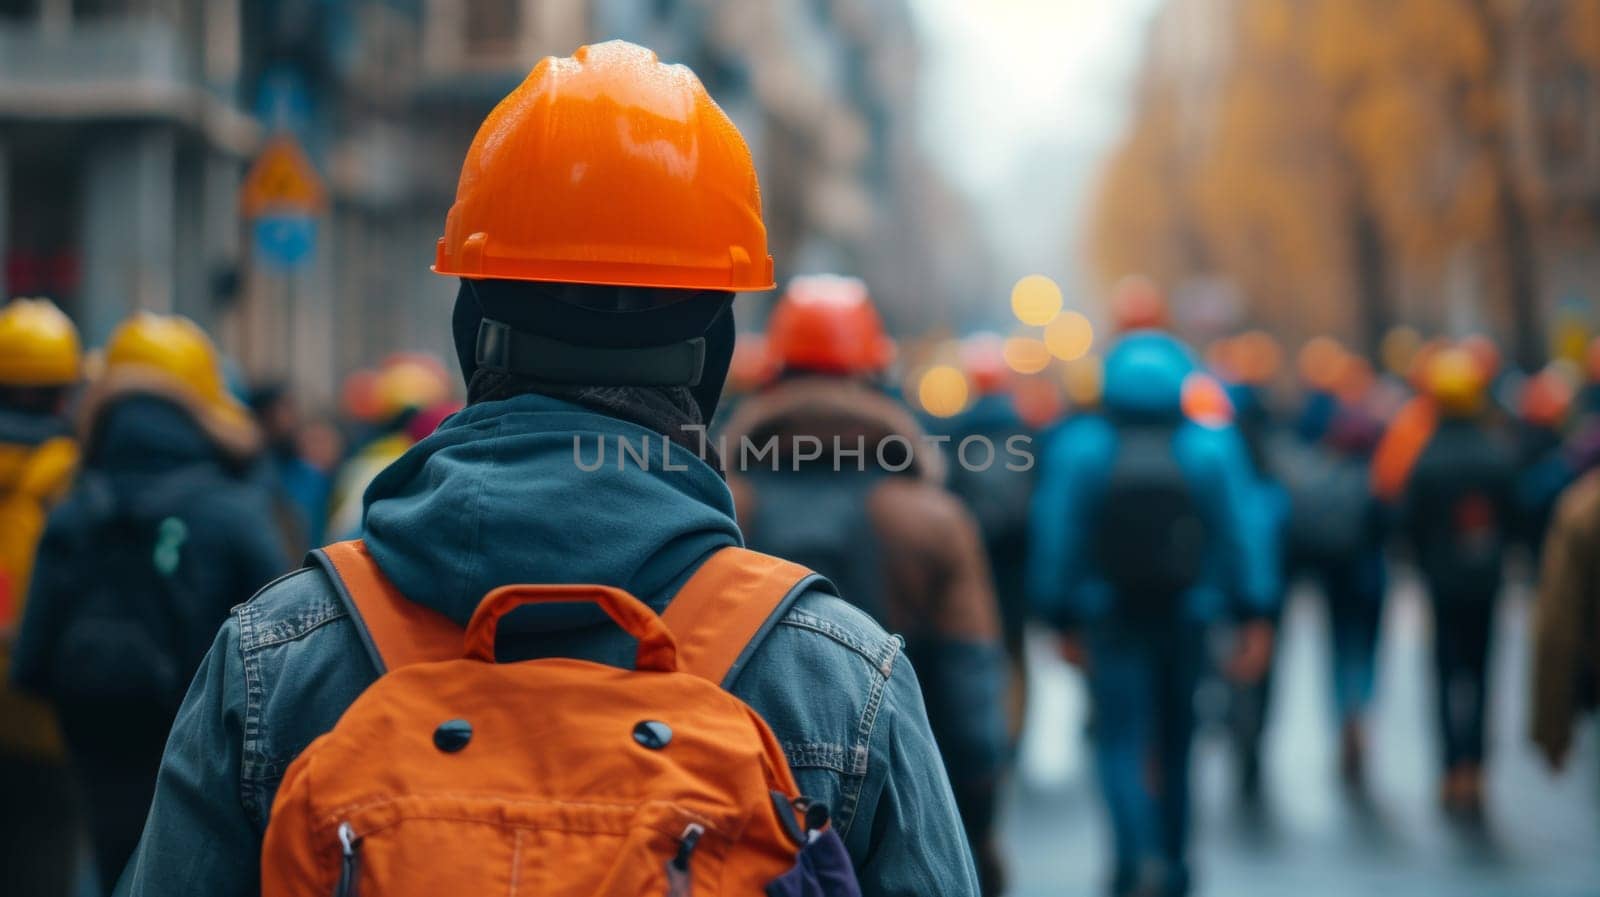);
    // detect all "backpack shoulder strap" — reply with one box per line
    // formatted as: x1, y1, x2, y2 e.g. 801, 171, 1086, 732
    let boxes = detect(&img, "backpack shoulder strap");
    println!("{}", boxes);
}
311, 539, 462, 674
662, 546, 827, 688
